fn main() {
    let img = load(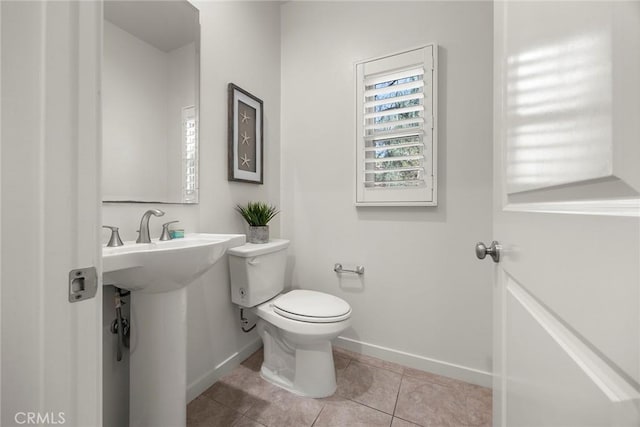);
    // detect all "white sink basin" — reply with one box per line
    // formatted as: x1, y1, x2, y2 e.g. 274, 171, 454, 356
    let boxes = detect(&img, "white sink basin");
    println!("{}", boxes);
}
103, 233, 245, 293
